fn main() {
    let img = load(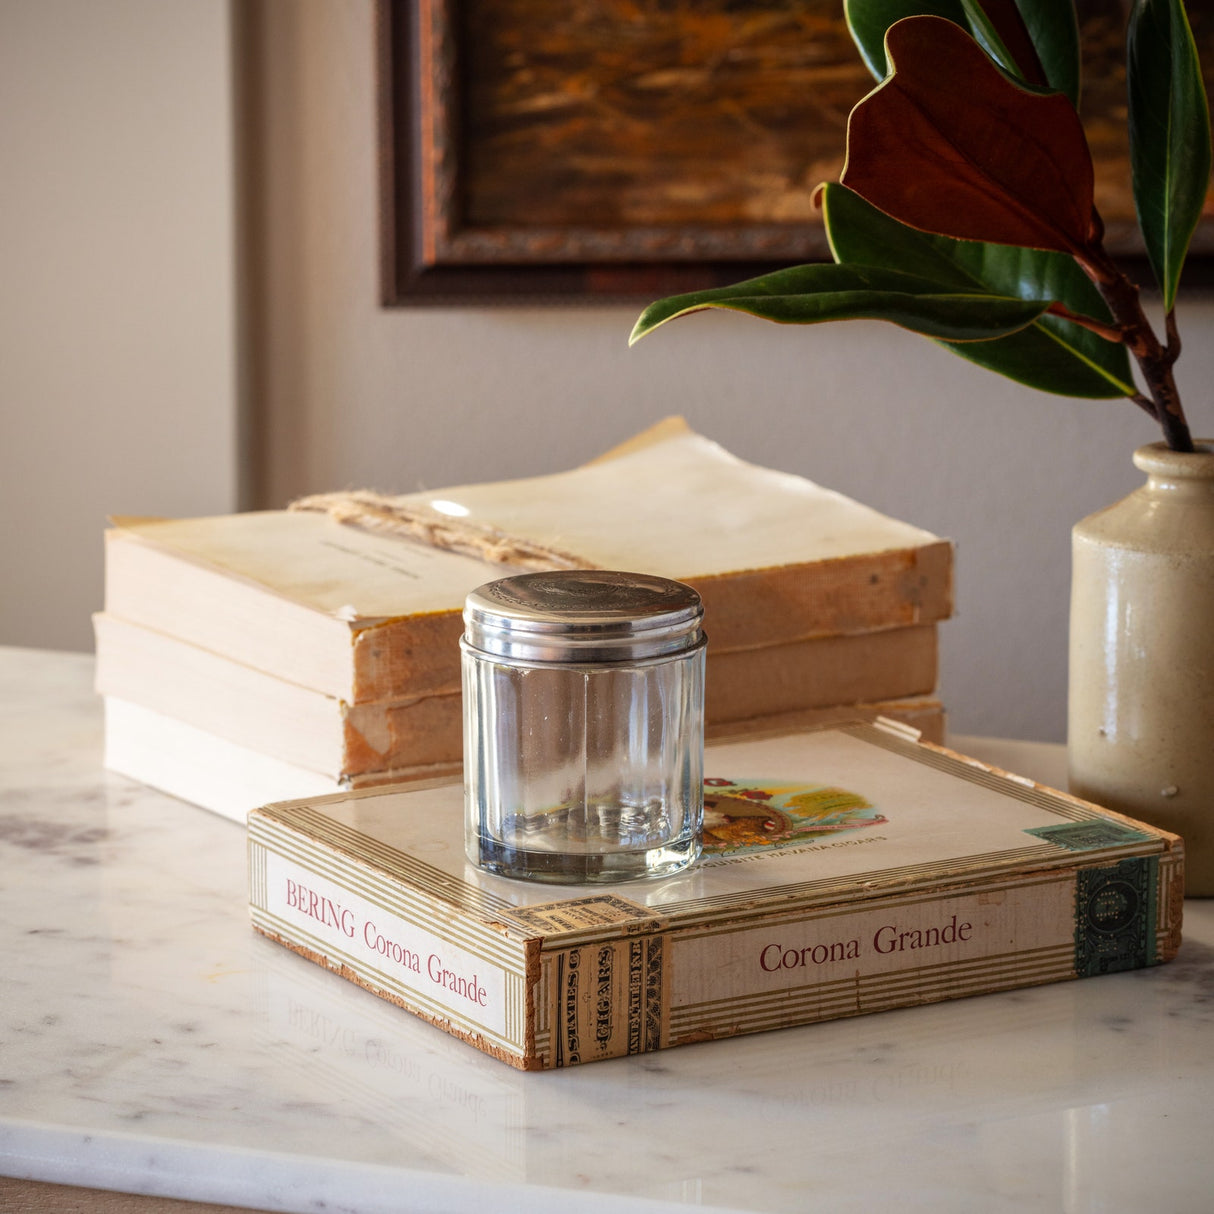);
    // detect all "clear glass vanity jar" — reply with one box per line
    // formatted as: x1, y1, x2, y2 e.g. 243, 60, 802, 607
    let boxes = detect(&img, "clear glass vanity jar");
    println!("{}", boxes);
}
461, 570, 706, 883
